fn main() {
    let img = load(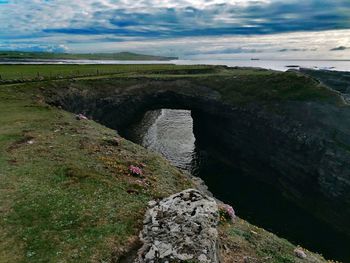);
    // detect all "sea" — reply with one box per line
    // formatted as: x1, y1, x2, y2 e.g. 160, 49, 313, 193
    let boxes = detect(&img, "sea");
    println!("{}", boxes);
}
1, 58, 350, 72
